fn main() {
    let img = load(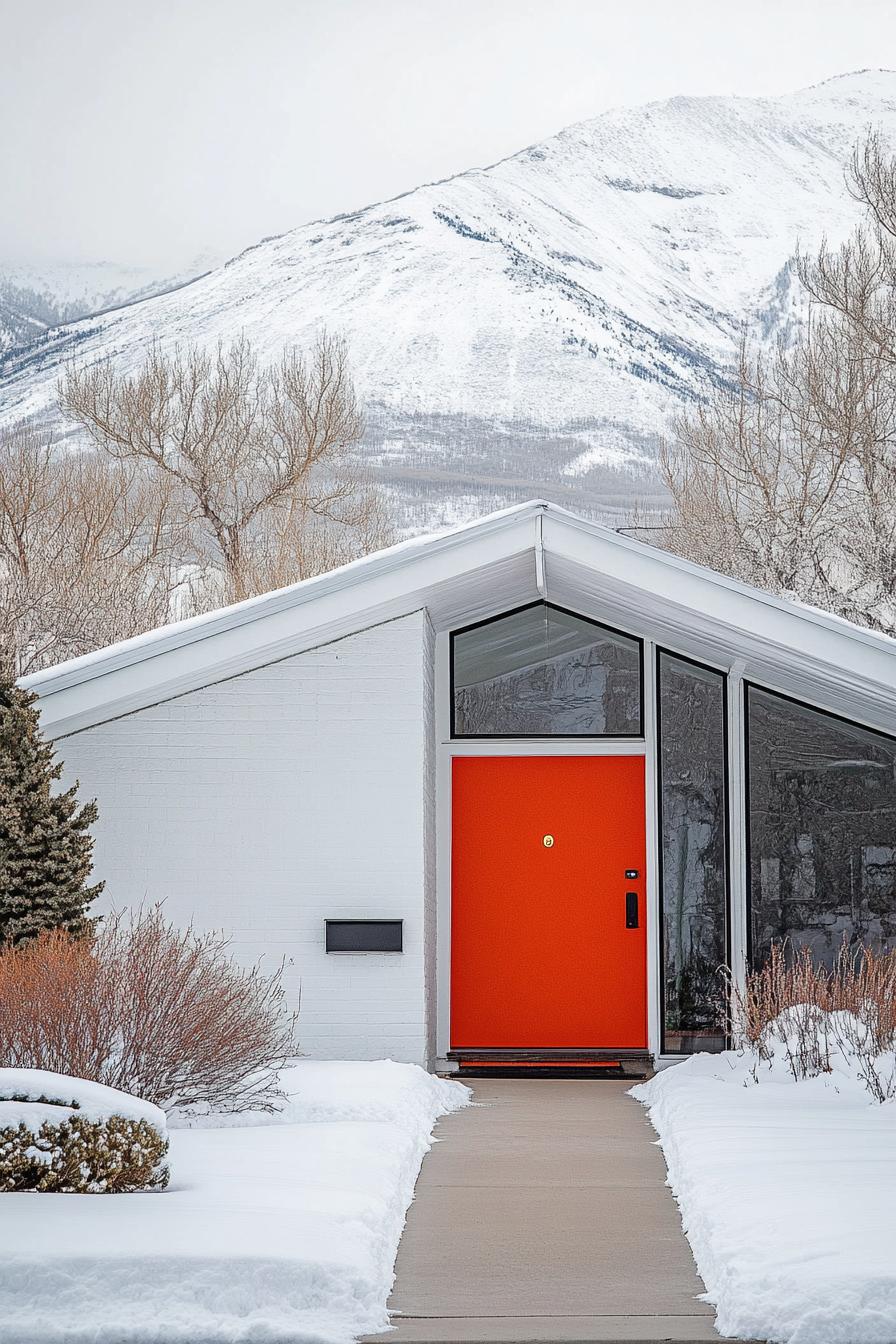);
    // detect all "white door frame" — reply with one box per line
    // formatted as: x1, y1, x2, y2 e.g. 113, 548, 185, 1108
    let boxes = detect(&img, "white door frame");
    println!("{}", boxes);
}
432, 629, 661, 1064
